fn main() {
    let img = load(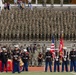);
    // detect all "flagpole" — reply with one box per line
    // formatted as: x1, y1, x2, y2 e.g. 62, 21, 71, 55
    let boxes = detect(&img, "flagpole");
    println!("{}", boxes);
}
61, 31, 63, 39
53, 31, 56, 49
